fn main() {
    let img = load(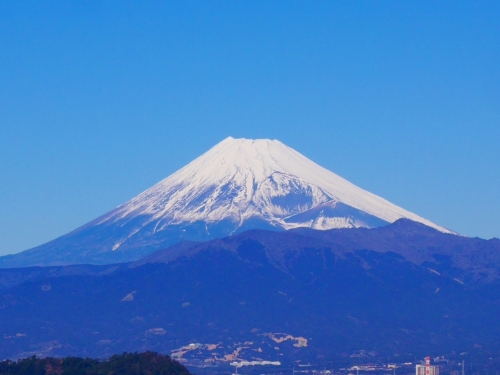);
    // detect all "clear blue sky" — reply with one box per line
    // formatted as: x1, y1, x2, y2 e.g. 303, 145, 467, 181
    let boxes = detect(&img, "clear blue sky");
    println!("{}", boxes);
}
1, 1, 499, 256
